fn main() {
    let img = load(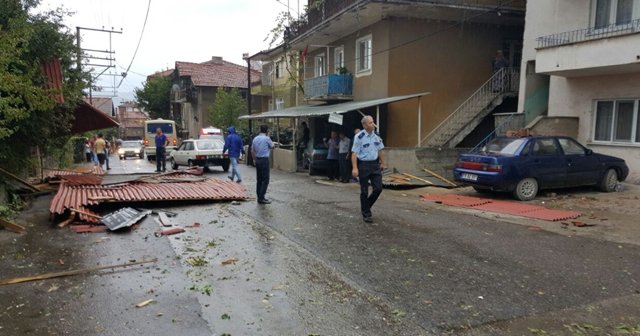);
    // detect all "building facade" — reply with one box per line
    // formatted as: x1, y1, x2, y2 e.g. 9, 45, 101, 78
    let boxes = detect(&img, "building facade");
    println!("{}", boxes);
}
285, 0, 525, 147
170, 57, 260, 139
116, 101, 148, 140
518, 0, 640, 182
